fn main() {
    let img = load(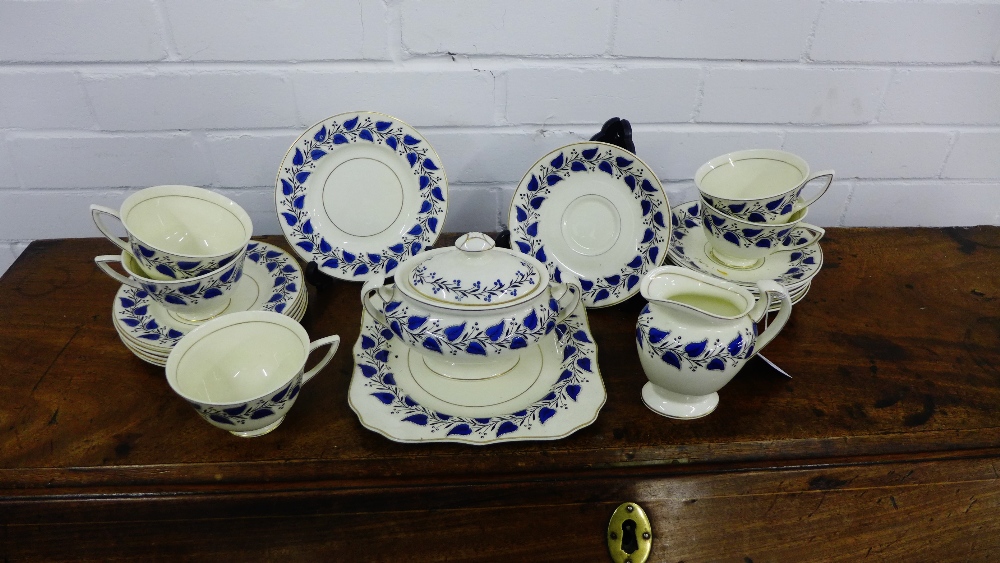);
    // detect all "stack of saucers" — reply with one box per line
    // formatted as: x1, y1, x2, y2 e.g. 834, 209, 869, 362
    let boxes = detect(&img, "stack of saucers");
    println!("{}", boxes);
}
666, 200, 821, 312
110, 241, 307, 366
